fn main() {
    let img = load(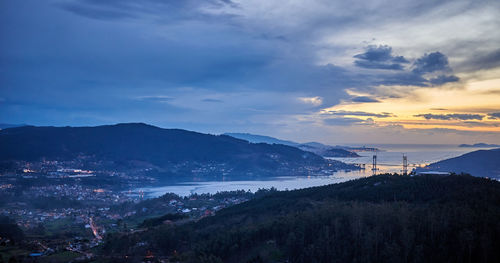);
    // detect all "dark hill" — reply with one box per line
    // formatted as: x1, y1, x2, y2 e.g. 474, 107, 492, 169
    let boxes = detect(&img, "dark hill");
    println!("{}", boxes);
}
224, 132, 360, 157
321, 147, 360, 157
0, 123, 27, 129
223, 132, 299, 146
0, 123, 328, 177
418, 148, 500, 179
102, 174, 500, 262
459, 143, 500, 148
